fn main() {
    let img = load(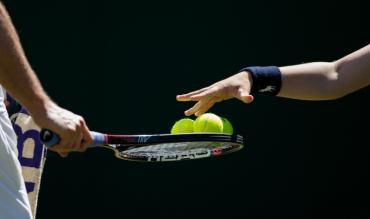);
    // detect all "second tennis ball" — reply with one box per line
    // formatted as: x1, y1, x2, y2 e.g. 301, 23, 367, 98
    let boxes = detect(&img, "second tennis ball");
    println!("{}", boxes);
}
194, 113, 223, 133
221, 117, 234, 134
171, 118, 194, 134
